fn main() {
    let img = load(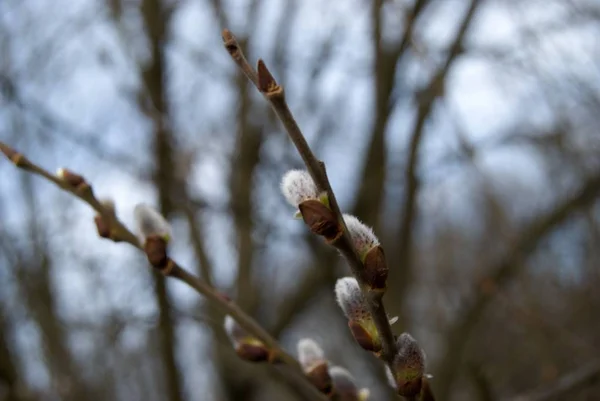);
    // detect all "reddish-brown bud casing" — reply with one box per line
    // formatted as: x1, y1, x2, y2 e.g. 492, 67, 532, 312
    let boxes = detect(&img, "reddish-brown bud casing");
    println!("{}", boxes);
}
236, 343, 270, 362
144, 235, 169, 269
94, 216, 110, 238
363, 245, 388, 290
348, 320, 381, 353
306, 363, 333, 395
299, 200, 342, 242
